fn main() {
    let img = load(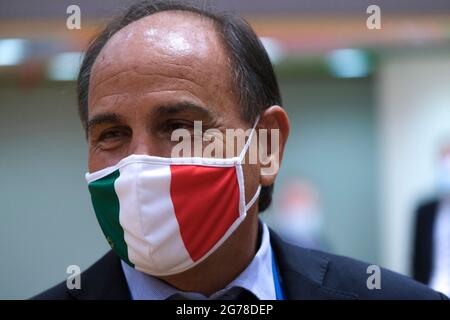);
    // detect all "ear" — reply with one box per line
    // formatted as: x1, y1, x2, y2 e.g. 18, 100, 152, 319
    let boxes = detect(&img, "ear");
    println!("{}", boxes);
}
257, 106, 290, 187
